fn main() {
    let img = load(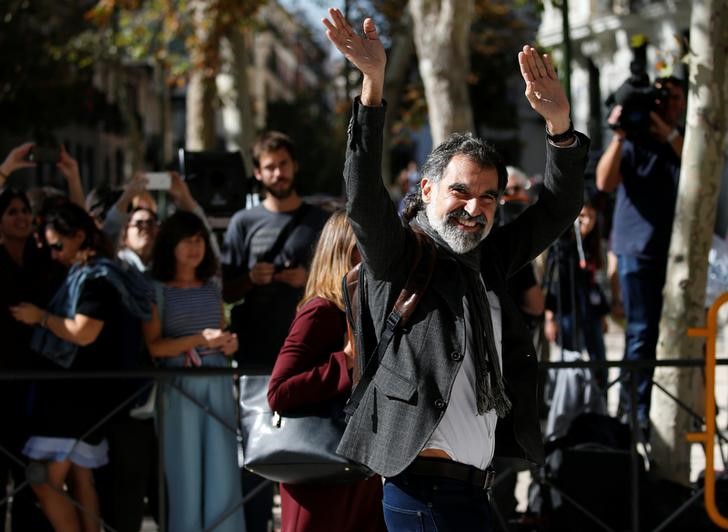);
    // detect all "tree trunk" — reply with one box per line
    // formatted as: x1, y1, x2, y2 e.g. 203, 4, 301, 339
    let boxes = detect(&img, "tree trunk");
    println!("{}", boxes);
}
186, 72, 217, 151
382, 10, 415, 186
154, 60, 174, 167
185, 0, 218, 151
217, 27, 255, 178
409, 0, 475, 146
651, 0, 728, 485
115, 63, 144, 176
